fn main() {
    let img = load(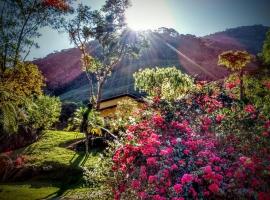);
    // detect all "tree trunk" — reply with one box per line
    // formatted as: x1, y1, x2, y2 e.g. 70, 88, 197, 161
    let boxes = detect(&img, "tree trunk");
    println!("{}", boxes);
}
85, 134, 89, 155
96, 81, 104, 110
